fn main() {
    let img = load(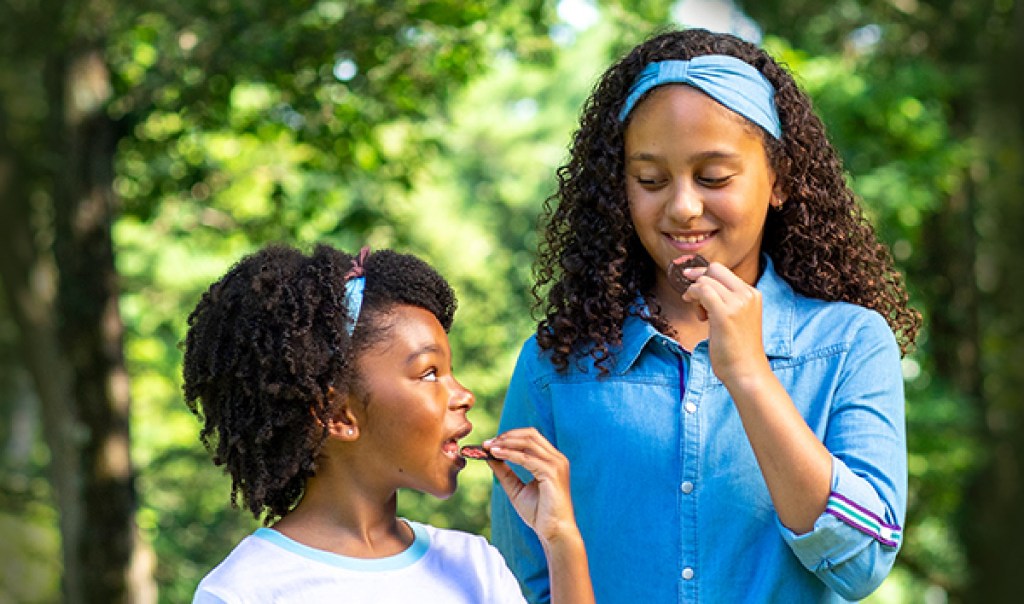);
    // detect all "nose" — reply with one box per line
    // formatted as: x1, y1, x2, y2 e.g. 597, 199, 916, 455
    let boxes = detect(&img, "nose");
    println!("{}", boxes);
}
667, 181, 703, 221
448, 377, 475, 411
